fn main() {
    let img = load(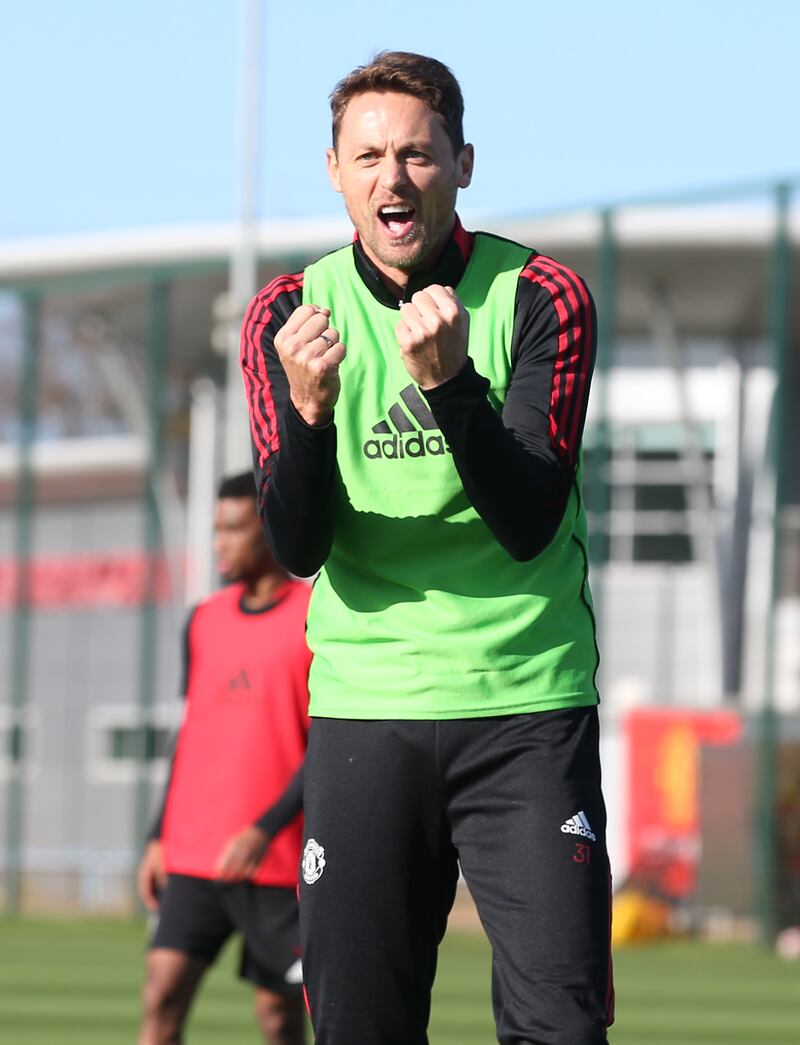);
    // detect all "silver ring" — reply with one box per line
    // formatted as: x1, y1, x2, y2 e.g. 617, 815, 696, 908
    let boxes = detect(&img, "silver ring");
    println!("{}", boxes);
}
320, 333, 333, 348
